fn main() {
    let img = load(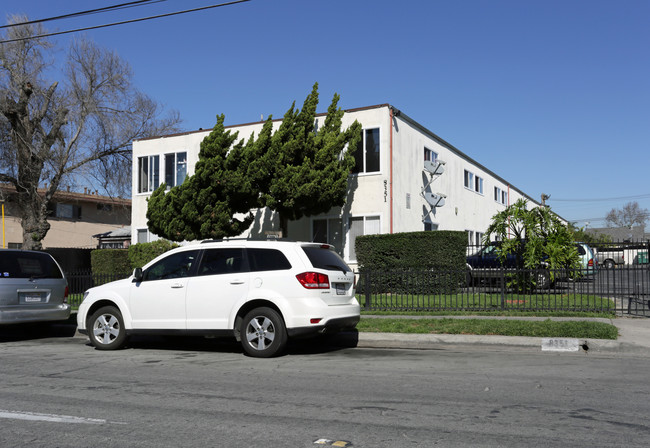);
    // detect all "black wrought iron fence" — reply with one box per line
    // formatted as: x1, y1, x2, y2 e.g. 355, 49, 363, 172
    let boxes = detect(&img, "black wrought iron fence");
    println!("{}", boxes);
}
65, 269, 131, 307
63, 262, 650, 316
357, 265, 650, 316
